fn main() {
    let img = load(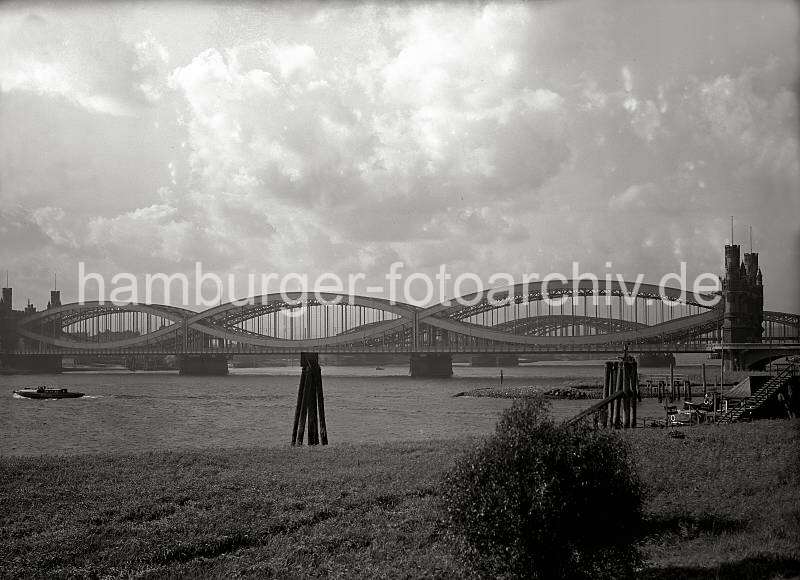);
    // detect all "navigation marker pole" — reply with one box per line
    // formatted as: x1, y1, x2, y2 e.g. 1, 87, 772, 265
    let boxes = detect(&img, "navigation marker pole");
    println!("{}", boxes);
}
291, 352, 329, 446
